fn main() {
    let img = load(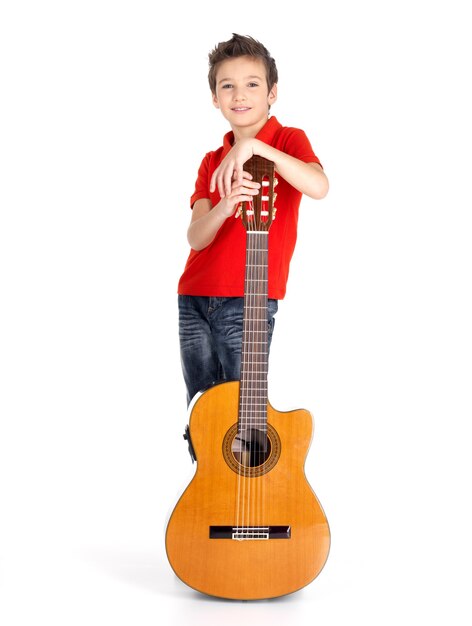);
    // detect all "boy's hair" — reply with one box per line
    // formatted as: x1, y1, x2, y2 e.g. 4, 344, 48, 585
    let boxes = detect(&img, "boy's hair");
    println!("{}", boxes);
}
208, 33, 278, 95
